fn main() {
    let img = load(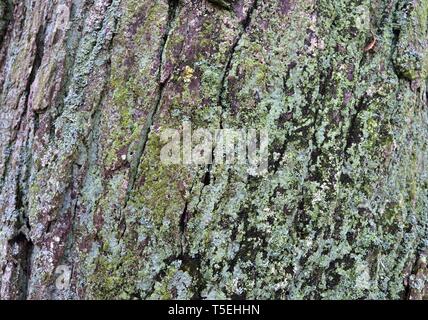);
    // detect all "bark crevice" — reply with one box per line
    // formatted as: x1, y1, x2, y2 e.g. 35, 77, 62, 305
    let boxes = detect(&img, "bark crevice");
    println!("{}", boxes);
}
218, 0, 258, 129
125, 0, 180, 206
